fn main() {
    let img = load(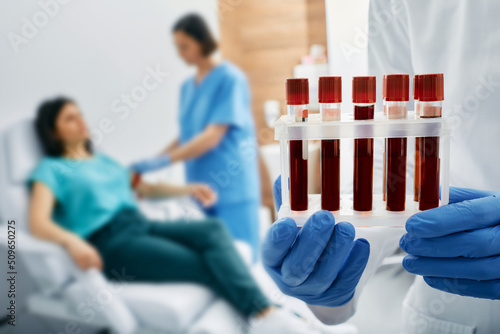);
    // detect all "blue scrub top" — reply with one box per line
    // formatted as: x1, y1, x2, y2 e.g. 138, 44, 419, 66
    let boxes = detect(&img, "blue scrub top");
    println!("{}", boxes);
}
28, 154, 137, 238
179, 61, 260, 205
